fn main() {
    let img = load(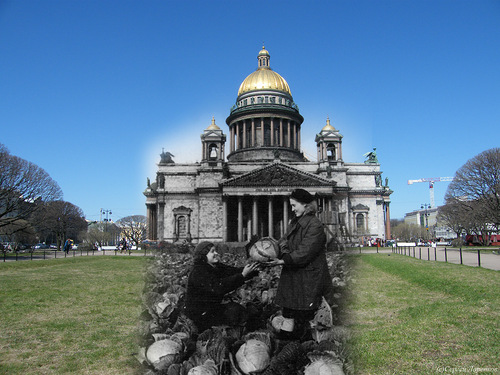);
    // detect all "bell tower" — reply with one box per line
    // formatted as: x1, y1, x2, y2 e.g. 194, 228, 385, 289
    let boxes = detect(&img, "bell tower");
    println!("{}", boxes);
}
315, 117, 343, 166
200, 117, 226, 166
